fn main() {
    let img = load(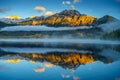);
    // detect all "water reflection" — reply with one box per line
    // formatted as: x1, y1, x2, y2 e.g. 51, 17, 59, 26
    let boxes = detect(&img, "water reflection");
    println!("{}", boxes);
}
0, 43, 120, 80
4, 59, 21, 64
1, 52, 95, 70
34, 67, 45, 73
